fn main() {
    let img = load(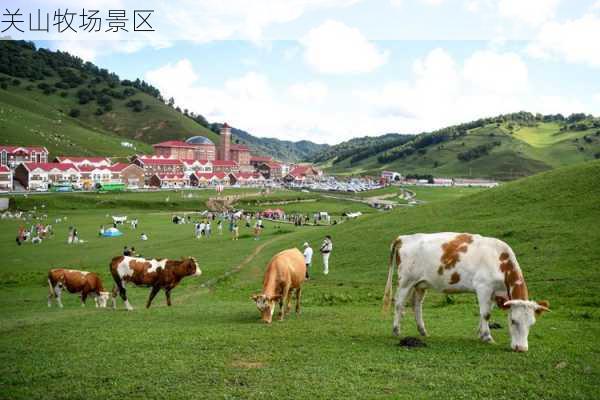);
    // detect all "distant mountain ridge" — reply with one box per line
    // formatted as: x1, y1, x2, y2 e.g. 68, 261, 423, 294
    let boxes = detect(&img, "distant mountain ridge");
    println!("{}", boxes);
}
312, 112, 600, 180
210, 123, 328, 163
